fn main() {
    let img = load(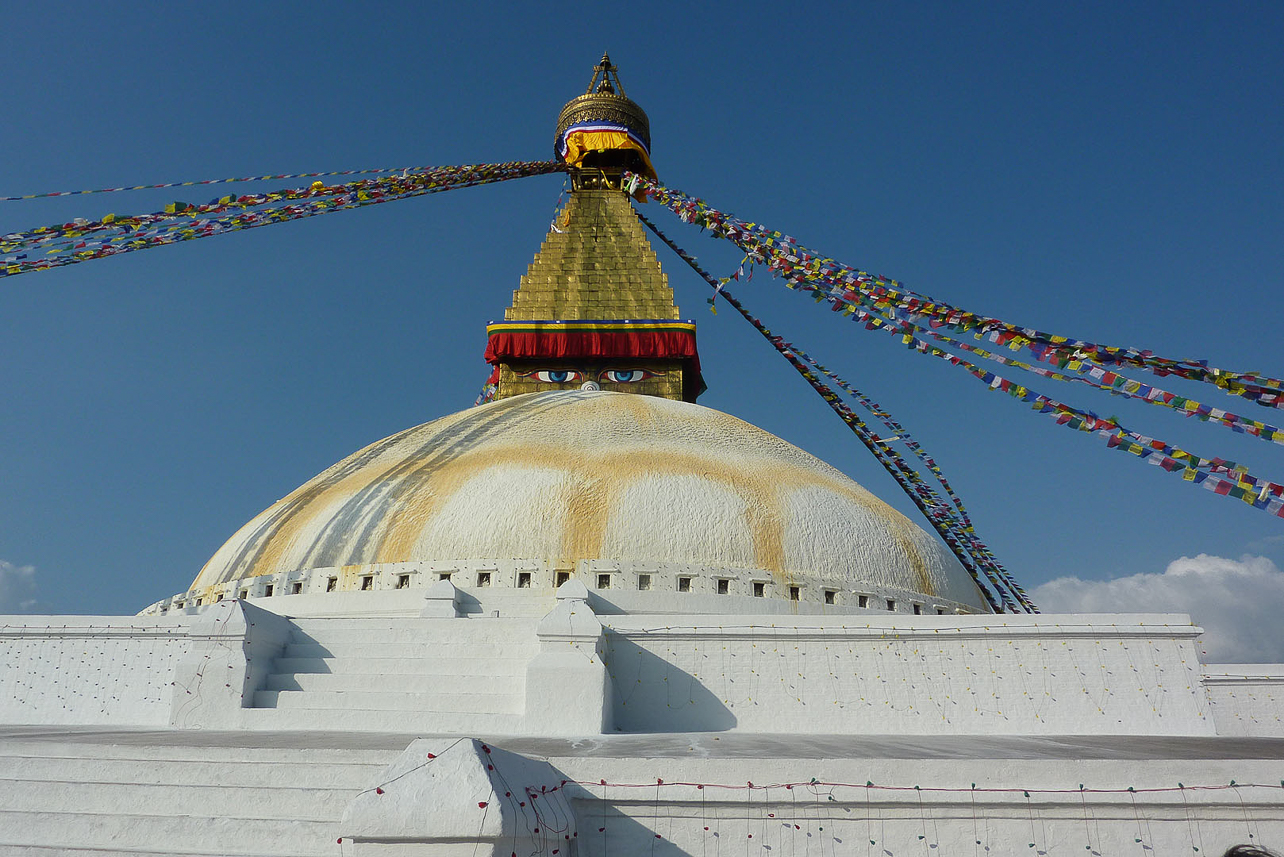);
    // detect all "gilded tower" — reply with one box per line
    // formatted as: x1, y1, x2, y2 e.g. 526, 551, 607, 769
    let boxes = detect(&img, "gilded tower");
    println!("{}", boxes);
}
483, 54, 704, 402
